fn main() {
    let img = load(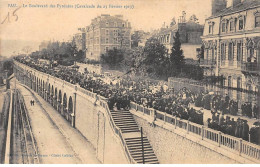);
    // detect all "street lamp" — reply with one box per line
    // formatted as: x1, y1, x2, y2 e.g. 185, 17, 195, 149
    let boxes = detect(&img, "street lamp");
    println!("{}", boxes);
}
140, 127, 145, 164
